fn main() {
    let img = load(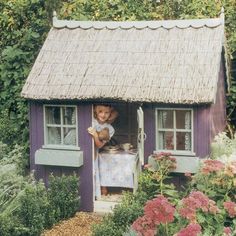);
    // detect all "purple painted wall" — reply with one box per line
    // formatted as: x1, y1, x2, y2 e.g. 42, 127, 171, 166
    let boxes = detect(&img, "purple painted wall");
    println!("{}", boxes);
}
209, 62, 227, 142
29, 102, 93, 212
193, 62, 226, 158
194, 105, 211, 158
30, 102, 45, 179
77, 105, 93, 211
